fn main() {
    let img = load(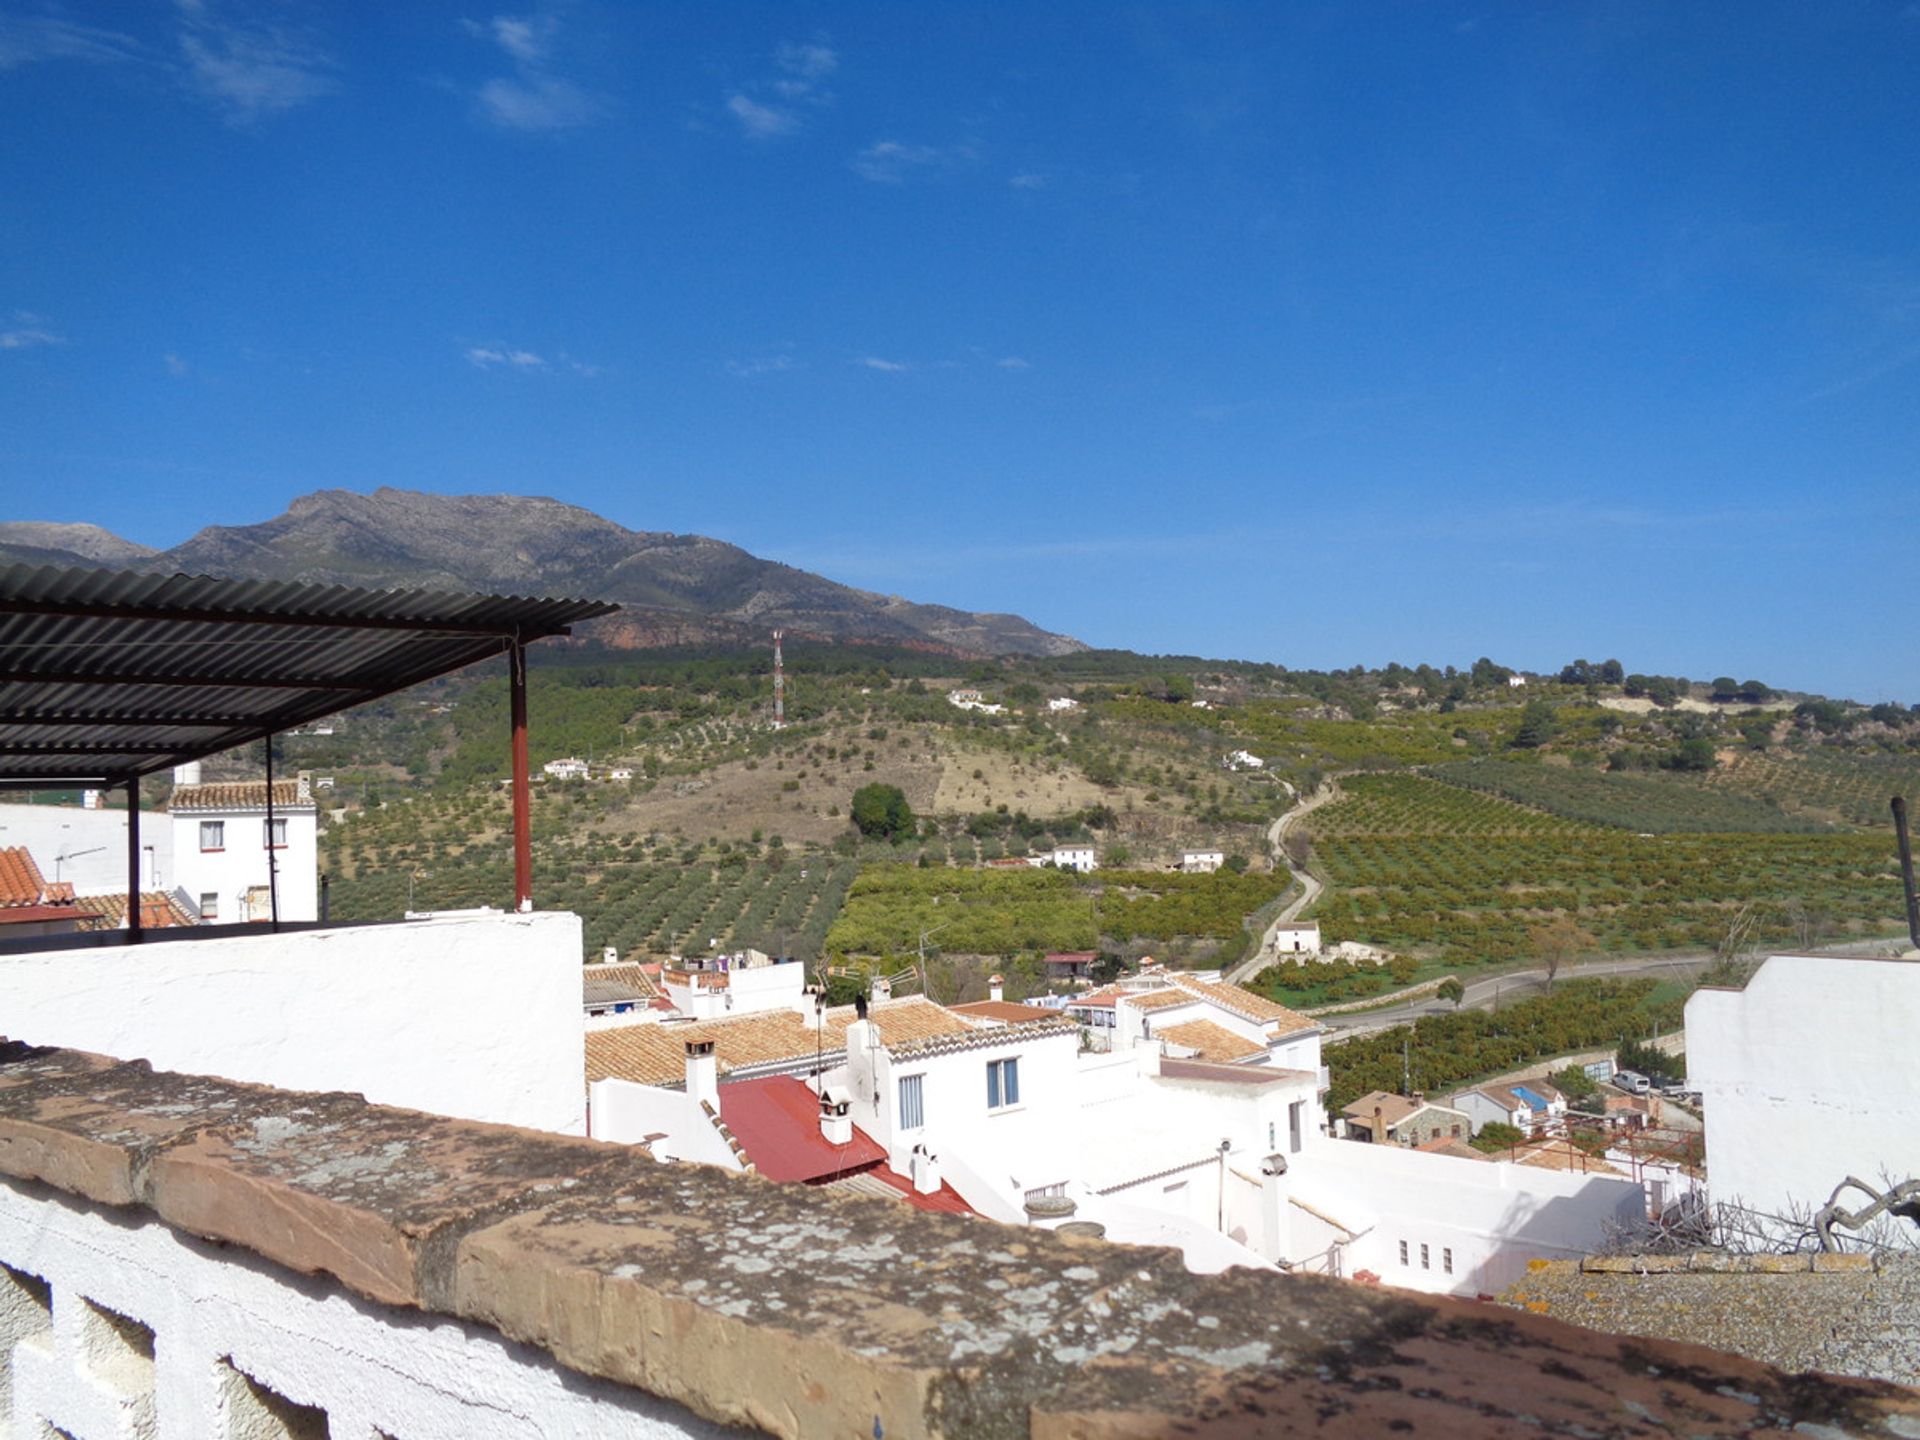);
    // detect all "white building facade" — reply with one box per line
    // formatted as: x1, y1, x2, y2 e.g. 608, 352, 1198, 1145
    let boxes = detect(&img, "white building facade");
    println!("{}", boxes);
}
168, 768, 318, 924
1688, 952, 1920, 1246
